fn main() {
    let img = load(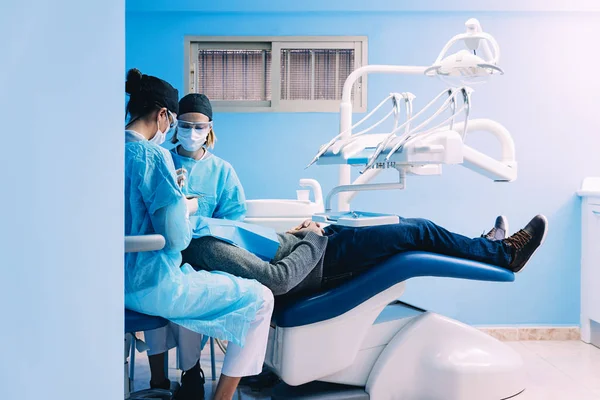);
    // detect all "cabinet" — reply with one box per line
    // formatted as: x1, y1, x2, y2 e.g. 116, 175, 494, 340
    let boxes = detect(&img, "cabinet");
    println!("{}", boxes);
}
578, 177, 600, 348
